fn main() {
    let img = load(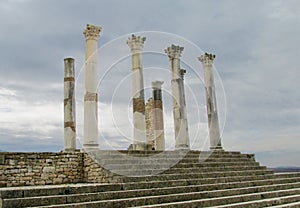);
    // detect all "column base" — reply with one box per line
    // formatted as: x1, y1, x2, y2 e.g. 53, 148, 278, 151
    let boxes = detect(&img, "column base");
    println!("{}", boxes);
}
210, 146, 224, 151
63, 148, 76, 152
175, 144, 190, 150
82, 144, 99, 152
128, 143, 153, 151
